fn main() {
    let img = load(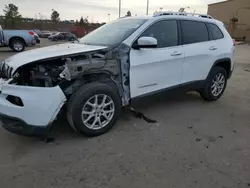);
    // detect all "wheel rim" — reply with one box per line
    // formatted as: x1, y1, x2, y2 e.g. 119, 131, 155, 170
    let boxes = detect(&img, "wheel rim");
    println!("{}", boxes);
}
13, 42, 23, 51
81, 94, 115, 130
211, 73, 225, 97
